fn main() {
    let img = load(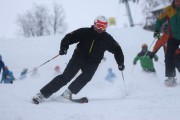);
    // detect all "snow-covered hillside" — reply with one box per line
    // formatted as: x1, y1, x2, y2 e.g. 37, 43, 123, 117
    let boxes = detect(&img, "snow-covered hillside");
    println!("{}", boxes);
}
0, 27, 180, 120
